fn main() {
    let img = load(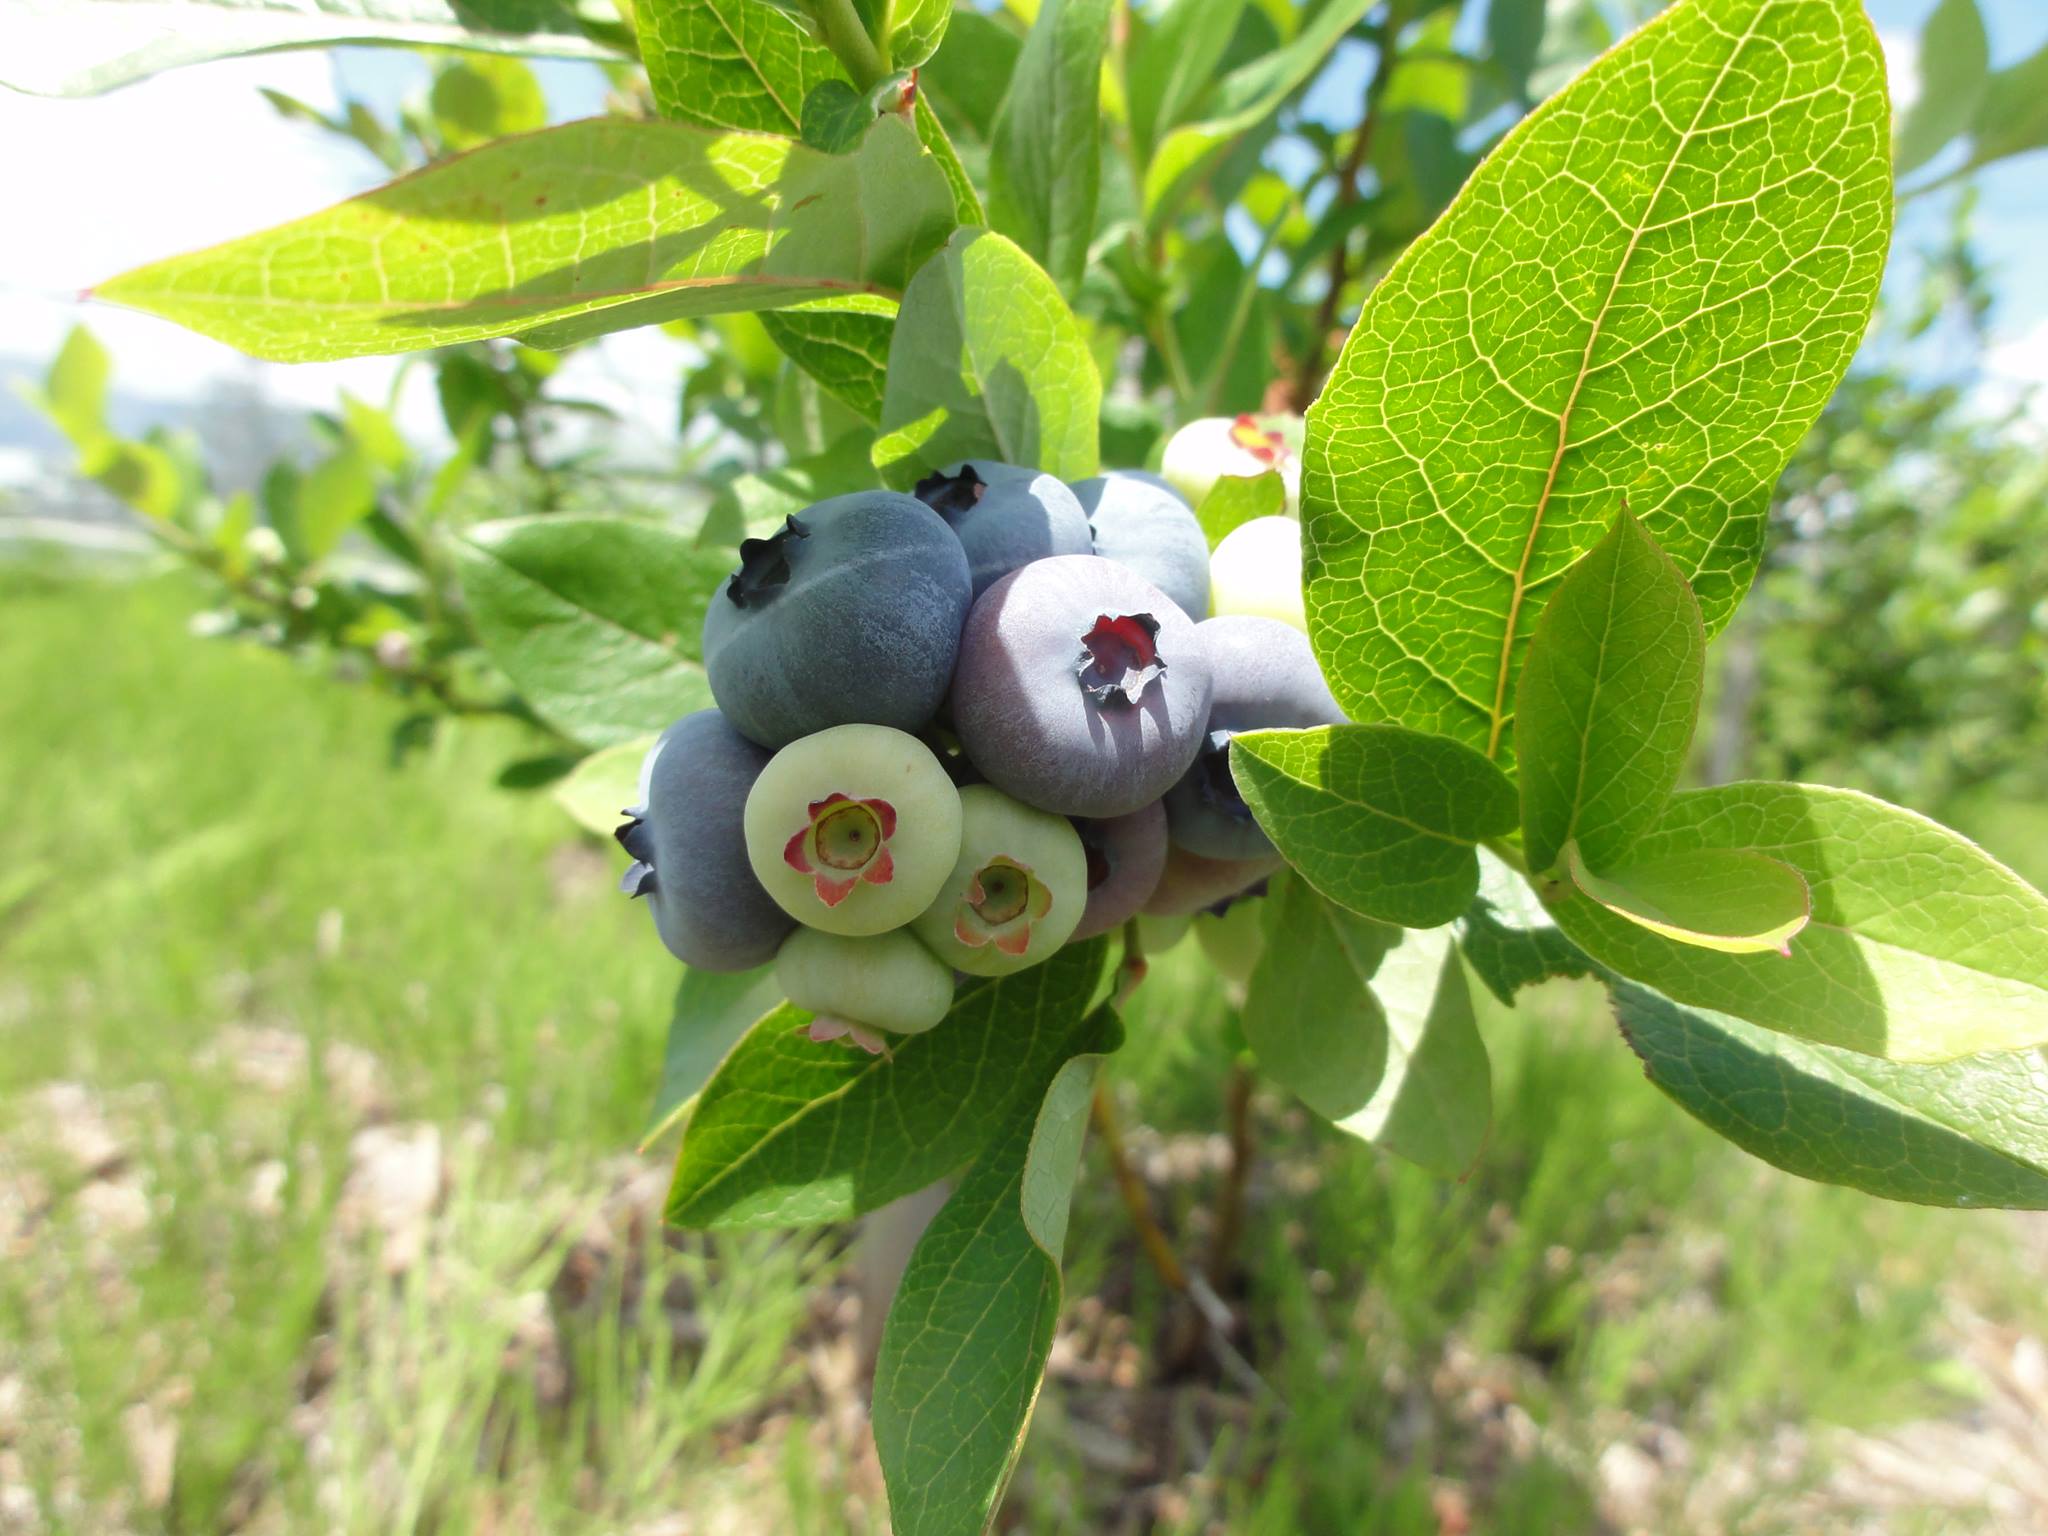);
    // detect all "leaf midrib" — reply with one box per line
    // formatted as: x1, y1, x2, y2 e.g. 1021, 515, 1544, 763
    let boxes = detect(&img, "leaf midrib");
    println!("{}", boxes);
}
1484, 6, 1764, 759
